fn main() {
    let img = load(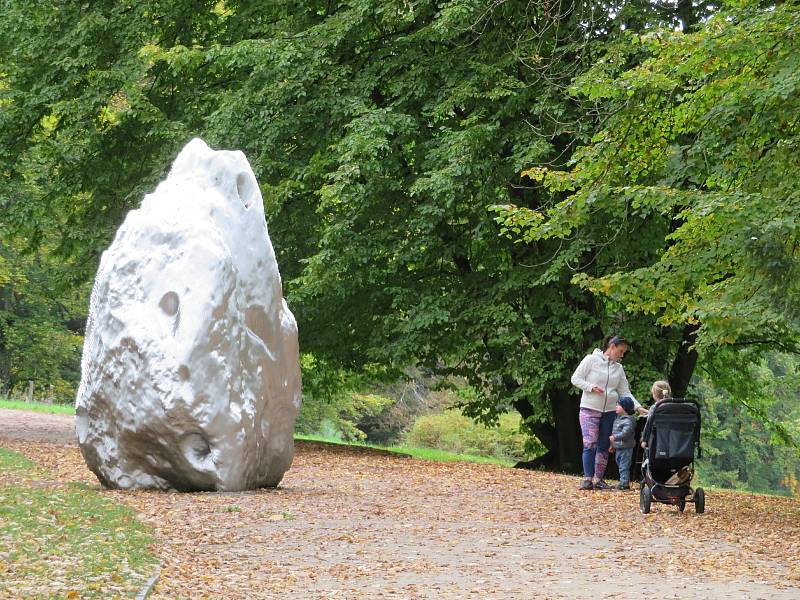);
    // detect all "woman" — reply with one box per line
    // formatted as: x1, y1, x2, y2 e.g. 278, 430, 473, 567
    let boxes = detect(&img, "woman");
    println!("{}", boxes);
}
571, 334, 647, 490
